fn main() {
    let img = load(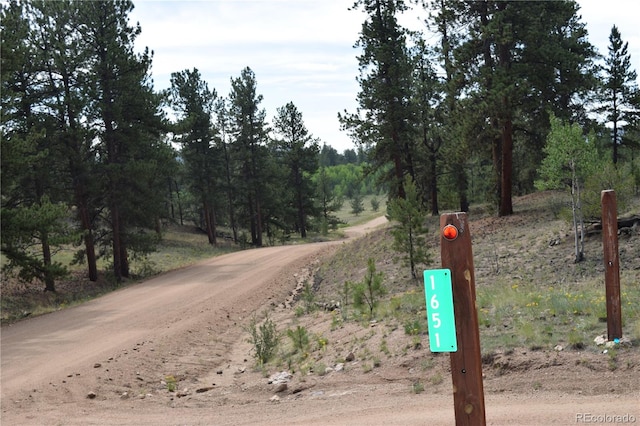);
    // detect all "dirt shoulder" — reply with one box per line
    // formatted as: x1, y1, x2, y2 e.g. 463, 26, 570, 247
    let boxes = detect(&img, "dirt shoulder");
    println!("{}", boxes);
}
2, 214, 639, 425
